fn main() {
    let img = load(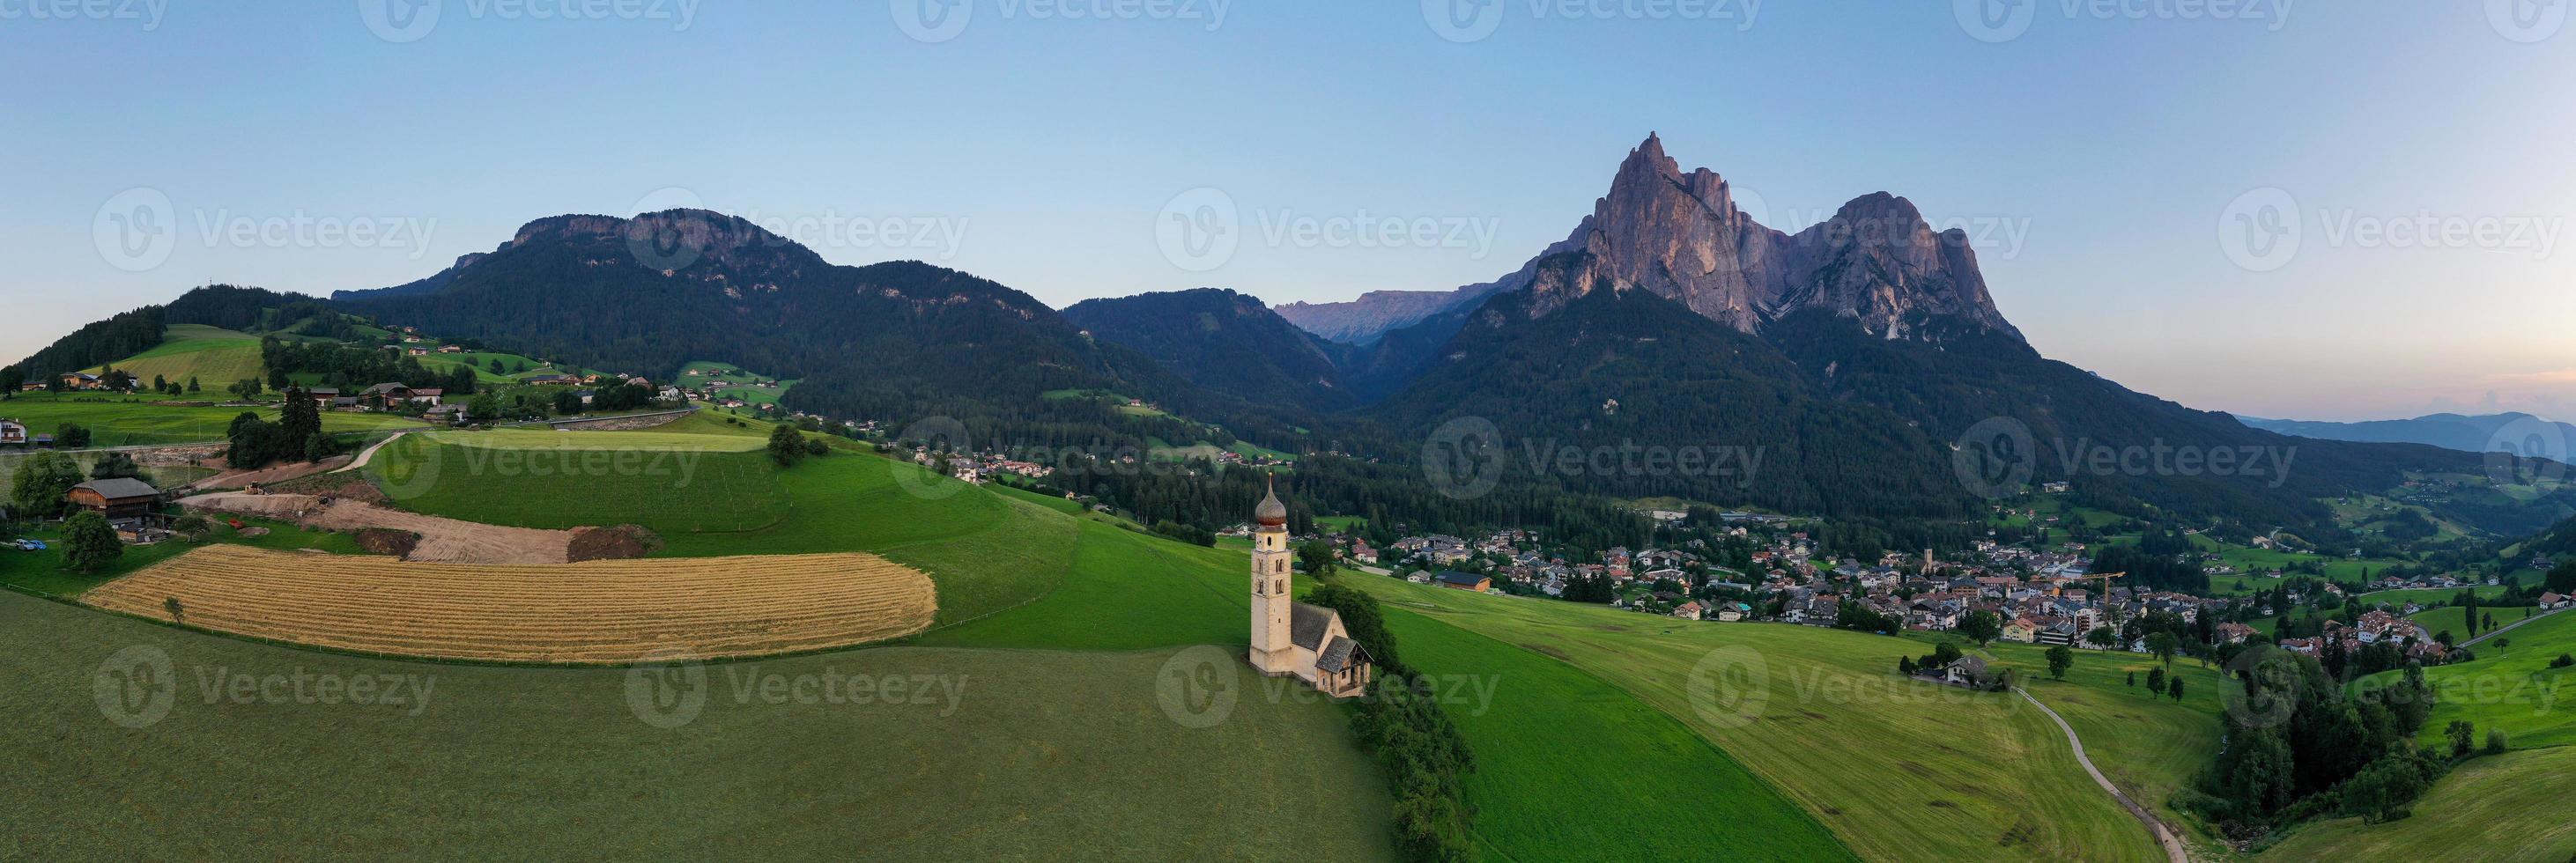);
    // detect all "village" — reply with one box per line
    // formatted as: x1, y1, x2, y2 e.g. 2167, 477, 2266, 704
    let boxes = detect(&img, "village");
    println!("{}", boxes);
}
1298, 509, 2473, 671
